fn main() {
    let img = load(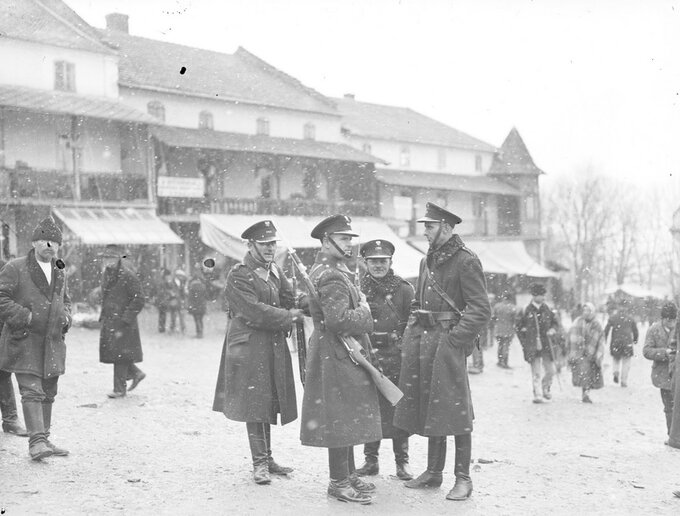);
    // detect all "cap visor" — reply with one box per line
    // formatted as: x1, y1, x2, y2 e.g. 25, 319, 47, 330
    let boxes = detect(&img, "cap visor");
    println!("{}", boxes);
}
364, 254, 392, 259
416, 216, 441, 223
331, 230, 359, 237
253, 237, 280, 243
